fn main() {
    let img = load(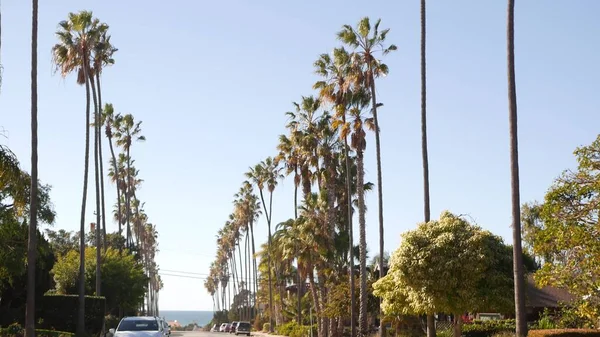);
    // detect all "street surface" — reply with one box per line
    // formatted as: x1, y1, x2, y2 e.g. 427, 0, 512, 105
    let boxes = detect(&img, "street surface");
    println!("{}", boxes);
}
172, 331, 277, 337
